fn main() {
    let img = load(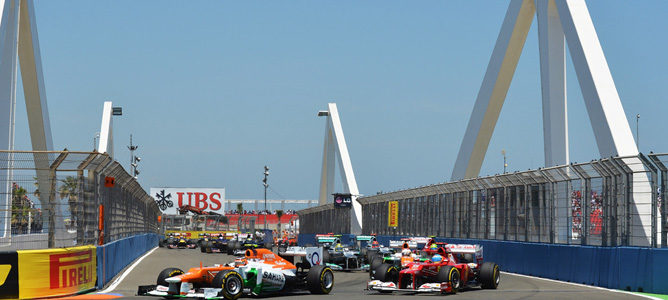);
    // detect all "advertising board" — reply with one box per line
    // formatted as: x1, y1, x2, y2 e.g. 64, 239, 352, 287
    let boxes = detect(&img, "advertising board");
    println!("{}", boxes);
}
388, 201, 399, 227
151, 187, 226, 215
333, 193, 352, 208
17, 246, 96, 298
